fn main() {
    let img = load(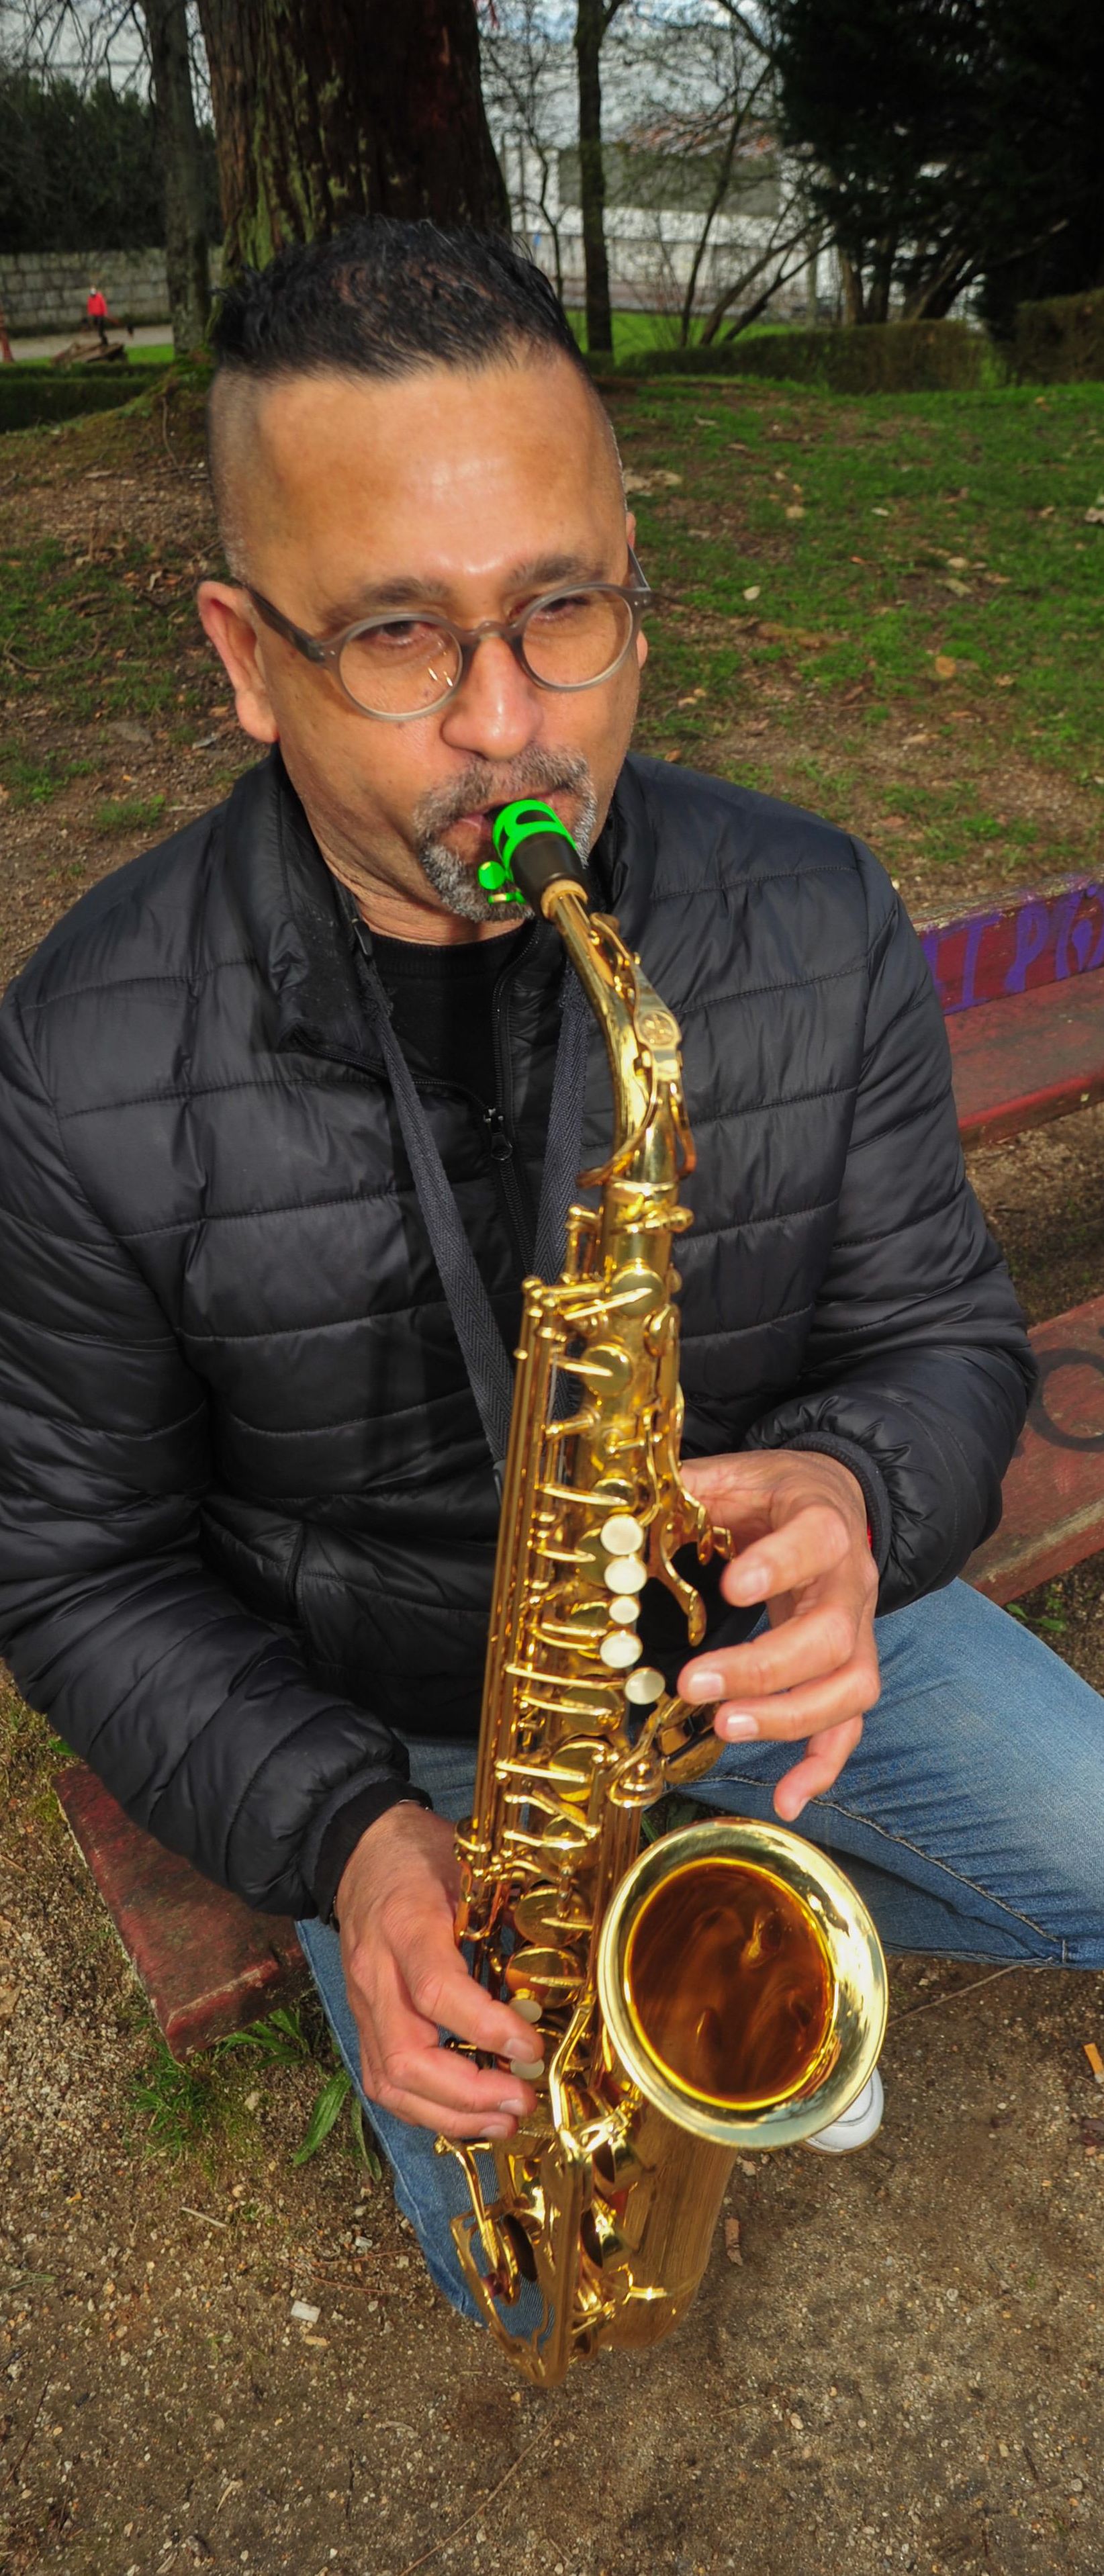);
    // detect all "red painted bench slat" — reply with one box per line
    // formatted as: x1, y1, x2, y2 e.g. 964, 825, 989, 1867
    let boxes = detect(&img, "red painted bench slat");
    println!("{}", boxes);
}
948, 971, 1104, 1146
965, 1291, 1104, 1602
55, 1761, 306, 2057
